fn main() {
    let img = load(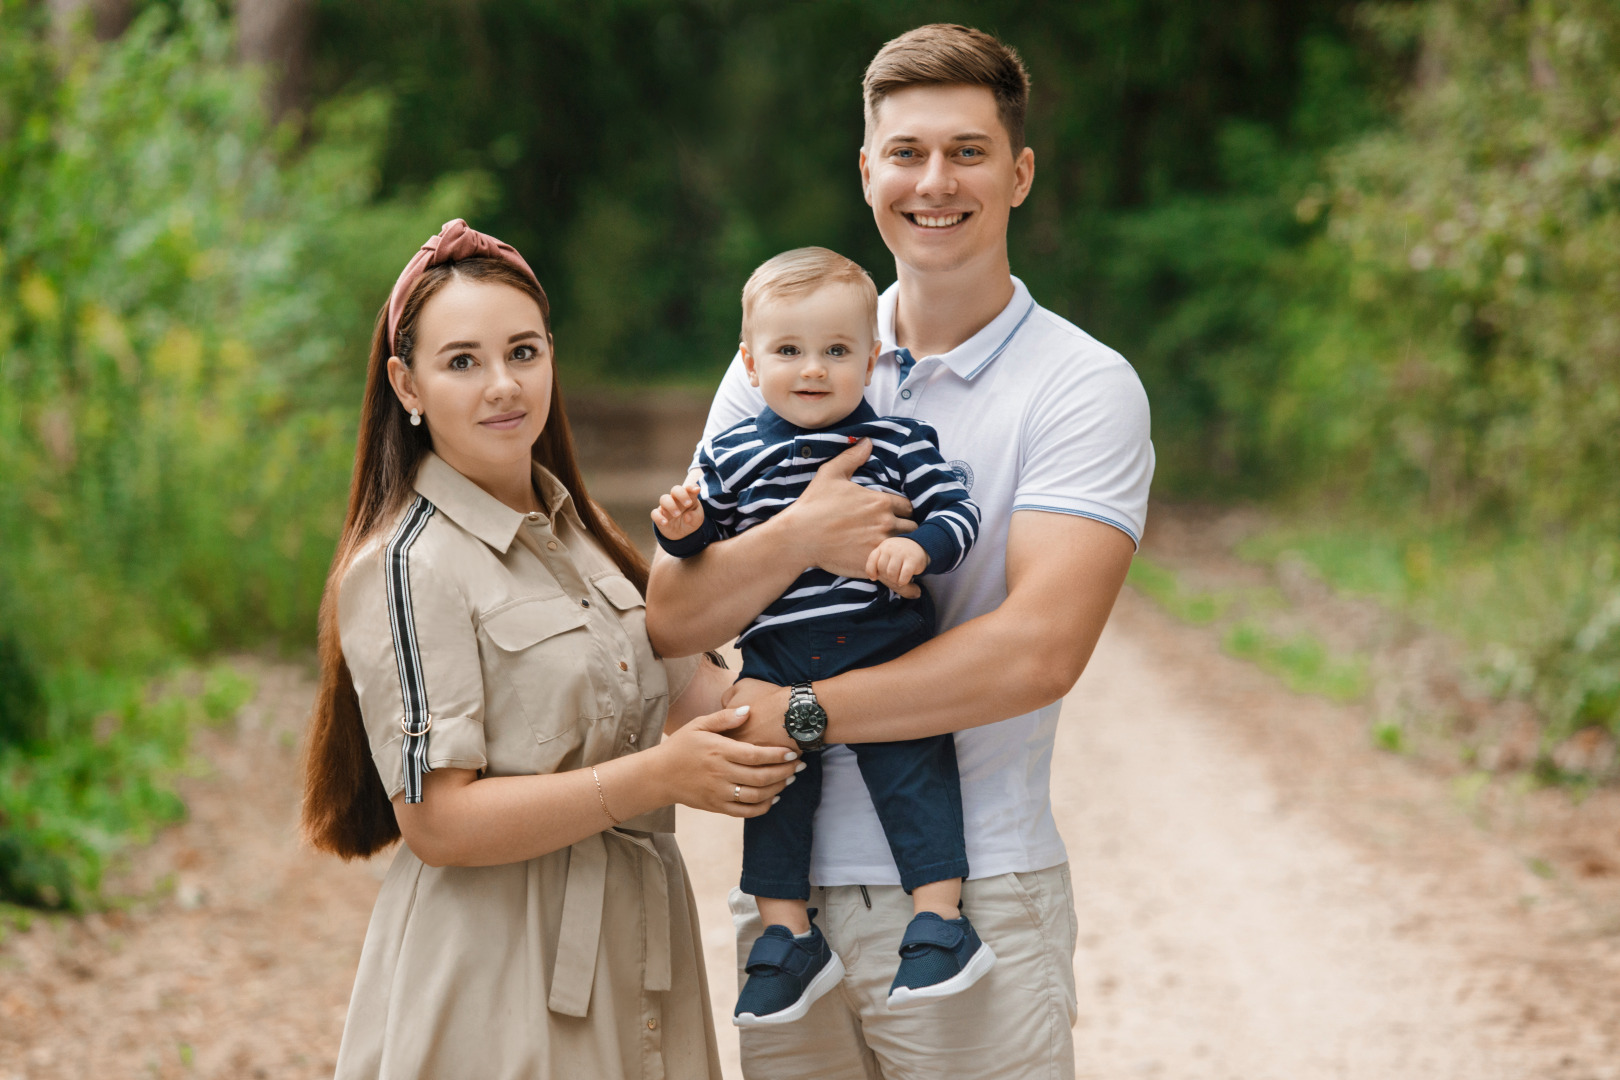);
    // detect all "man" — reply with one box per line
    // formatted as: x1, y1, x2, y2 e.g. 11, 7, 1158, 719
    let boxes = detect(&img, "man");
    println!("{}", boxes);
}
646, 23, 1154, 1079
